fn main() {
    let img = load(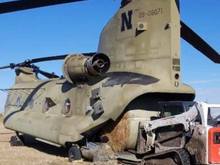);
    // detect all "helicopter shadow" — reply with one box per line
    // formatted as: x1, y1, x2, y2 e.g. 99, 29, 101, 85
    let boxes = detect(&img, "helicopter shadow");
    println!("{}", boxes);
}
23, 135, 68, 157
